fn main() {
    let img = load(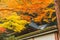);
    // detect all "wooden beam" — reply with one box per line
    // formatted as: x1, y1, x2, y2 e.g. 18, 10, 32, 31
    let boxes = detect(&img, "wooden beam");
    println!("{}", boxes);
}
54, 0, 60, 40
